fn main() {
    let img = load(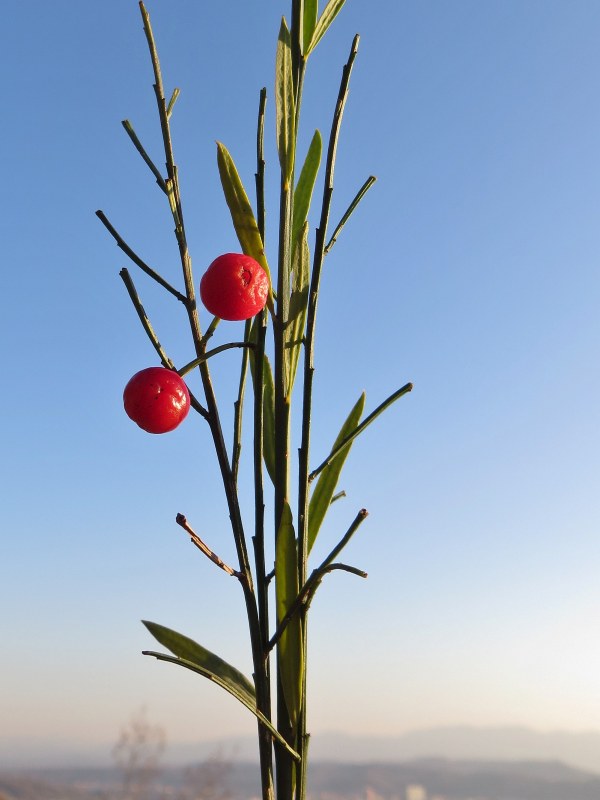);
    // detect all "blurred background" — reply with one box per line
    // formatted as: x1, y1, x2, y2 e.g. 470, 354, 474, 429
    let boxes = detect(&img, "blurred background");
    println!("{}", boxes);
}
0, 0, 599, 782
